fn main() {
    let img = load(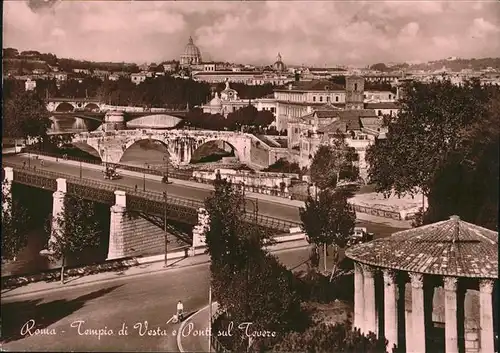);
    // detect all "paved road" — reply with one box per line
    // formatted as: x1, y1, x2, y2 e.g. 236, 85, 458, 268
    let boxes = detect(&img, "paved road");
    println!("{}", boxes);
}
3, 155, 406, 239
0, 247, 314, 352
